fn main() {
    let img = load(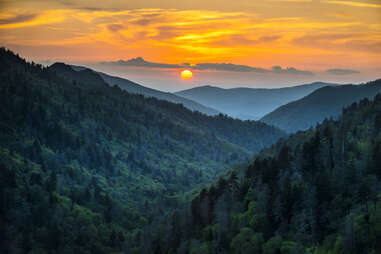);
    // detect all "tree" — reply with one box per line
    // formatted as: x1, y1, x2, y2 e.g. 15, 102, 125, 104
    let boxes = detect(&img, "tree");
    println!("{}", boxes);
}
230, 228, 263, 254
